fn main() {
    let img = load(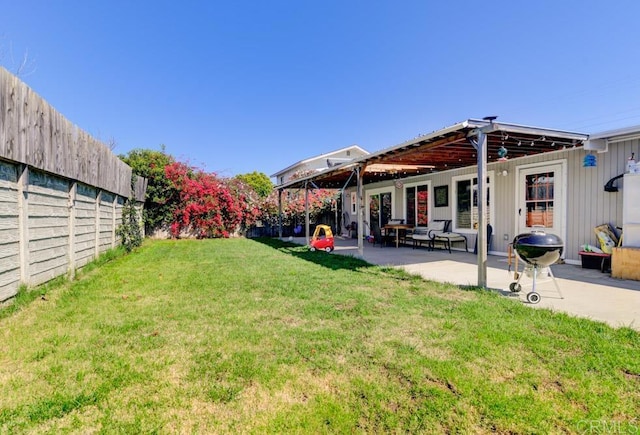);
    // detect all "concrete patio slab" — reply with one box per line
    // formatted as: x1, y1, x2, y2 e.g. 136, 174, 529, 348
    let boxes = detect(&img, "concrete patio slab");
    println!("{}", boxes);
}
286, 236, 640, 330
